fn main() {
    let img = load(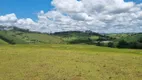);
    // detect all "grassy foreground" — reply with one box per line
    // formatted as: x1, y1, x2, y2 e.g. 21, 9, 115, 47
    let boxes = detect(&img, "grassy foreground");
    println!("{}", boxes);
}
0, 44, 142, 80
